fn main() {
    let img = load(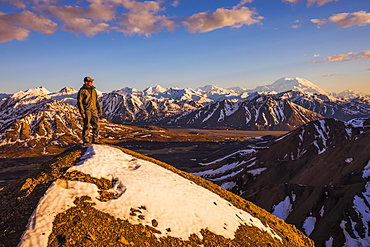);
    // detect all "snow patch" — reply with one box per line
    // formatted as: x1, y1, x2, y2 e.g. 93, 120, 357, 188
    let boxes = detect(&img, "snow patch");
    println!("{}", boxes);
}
362, 160, 370, 179
271, 194, 296, 220
246, 167, 267, 176
345, 157, 353, 163
302, 216, 316, 237
18, 145, 282, 246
